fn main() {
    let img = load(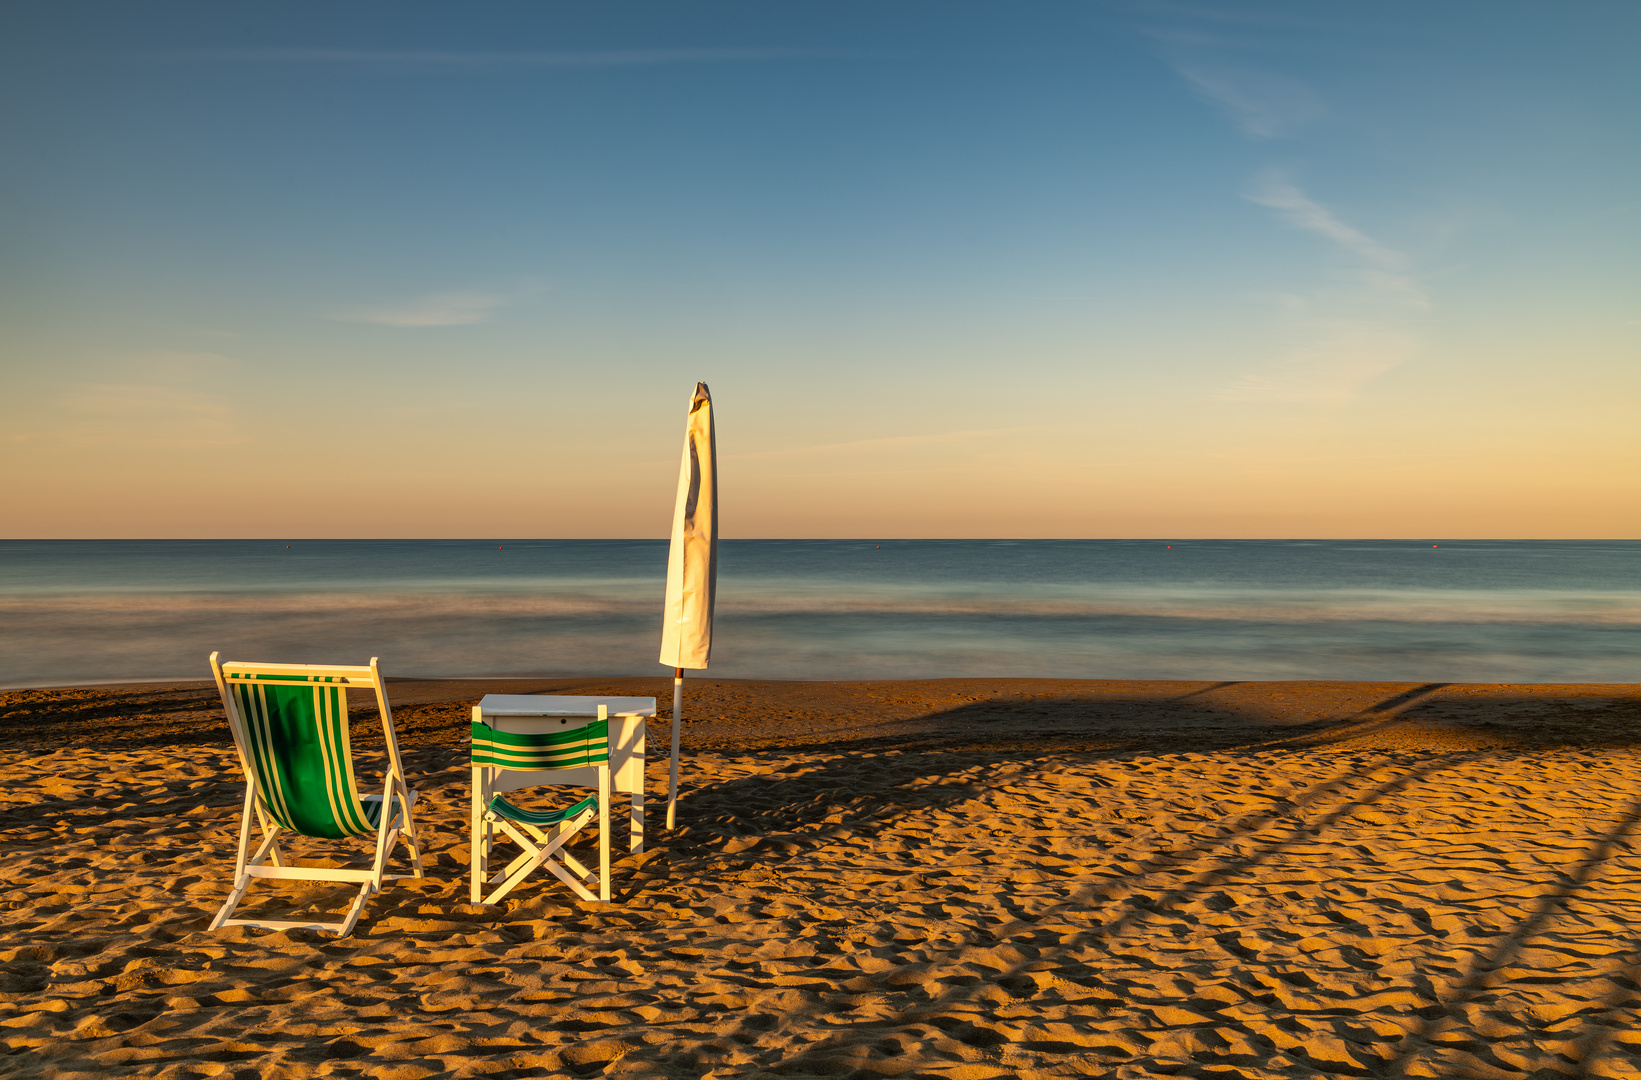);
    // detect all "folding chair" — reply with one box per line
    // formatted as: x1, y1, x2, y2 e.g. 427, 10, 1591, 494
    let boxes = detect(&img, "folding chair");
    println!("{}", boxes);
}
207, 652, 423, 936
471, 705, 612, 905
